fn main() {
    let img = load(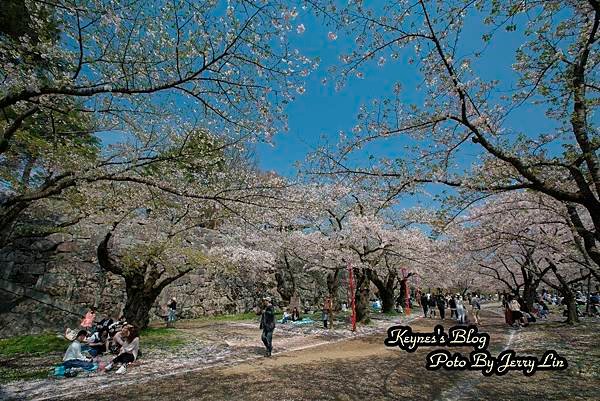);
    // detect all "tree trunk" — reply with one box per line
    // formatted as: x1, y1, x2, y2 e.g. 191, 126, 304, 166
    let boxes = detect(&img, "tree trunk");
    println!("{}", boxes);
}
562, 290, 579, 325
366, 268, 396, 314
399, 278, 409, 309
356, 286, 370, 322
275, 253, 296, 307
97, 229, 192, 330
123, 282, 157, 329
354, 269, 370, 322
275, 271, 294, 306
545, 257, 580, 325
326, 268, 341, 310
380, 288, 395, 314
522, 279, 537, 313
